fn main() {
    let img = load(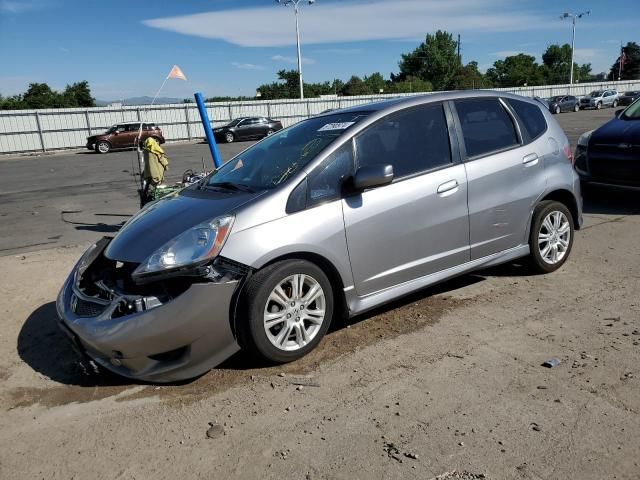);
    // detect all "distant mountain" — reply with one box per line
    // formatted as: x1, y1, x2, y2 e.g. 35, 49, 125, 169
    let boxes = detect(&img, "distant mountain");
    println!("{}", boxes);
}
95, 96, 184, 106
